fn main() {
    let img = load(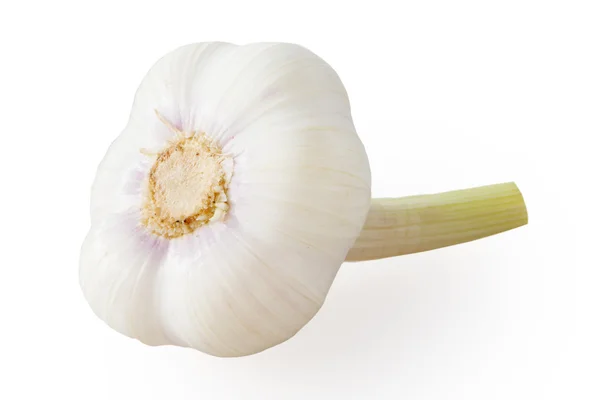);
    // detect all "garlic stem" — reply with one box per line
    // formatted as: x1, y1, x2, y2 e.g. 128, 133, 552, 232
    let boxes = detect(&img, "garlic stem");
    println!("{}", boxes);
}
346, 182, 528, 262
